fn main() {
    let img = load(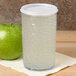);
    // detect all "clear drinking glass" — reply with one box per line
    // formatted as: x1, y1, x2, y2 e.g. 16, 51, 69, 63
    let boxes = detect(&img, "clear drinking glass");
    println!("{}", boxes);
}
20, 3, 58, 71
